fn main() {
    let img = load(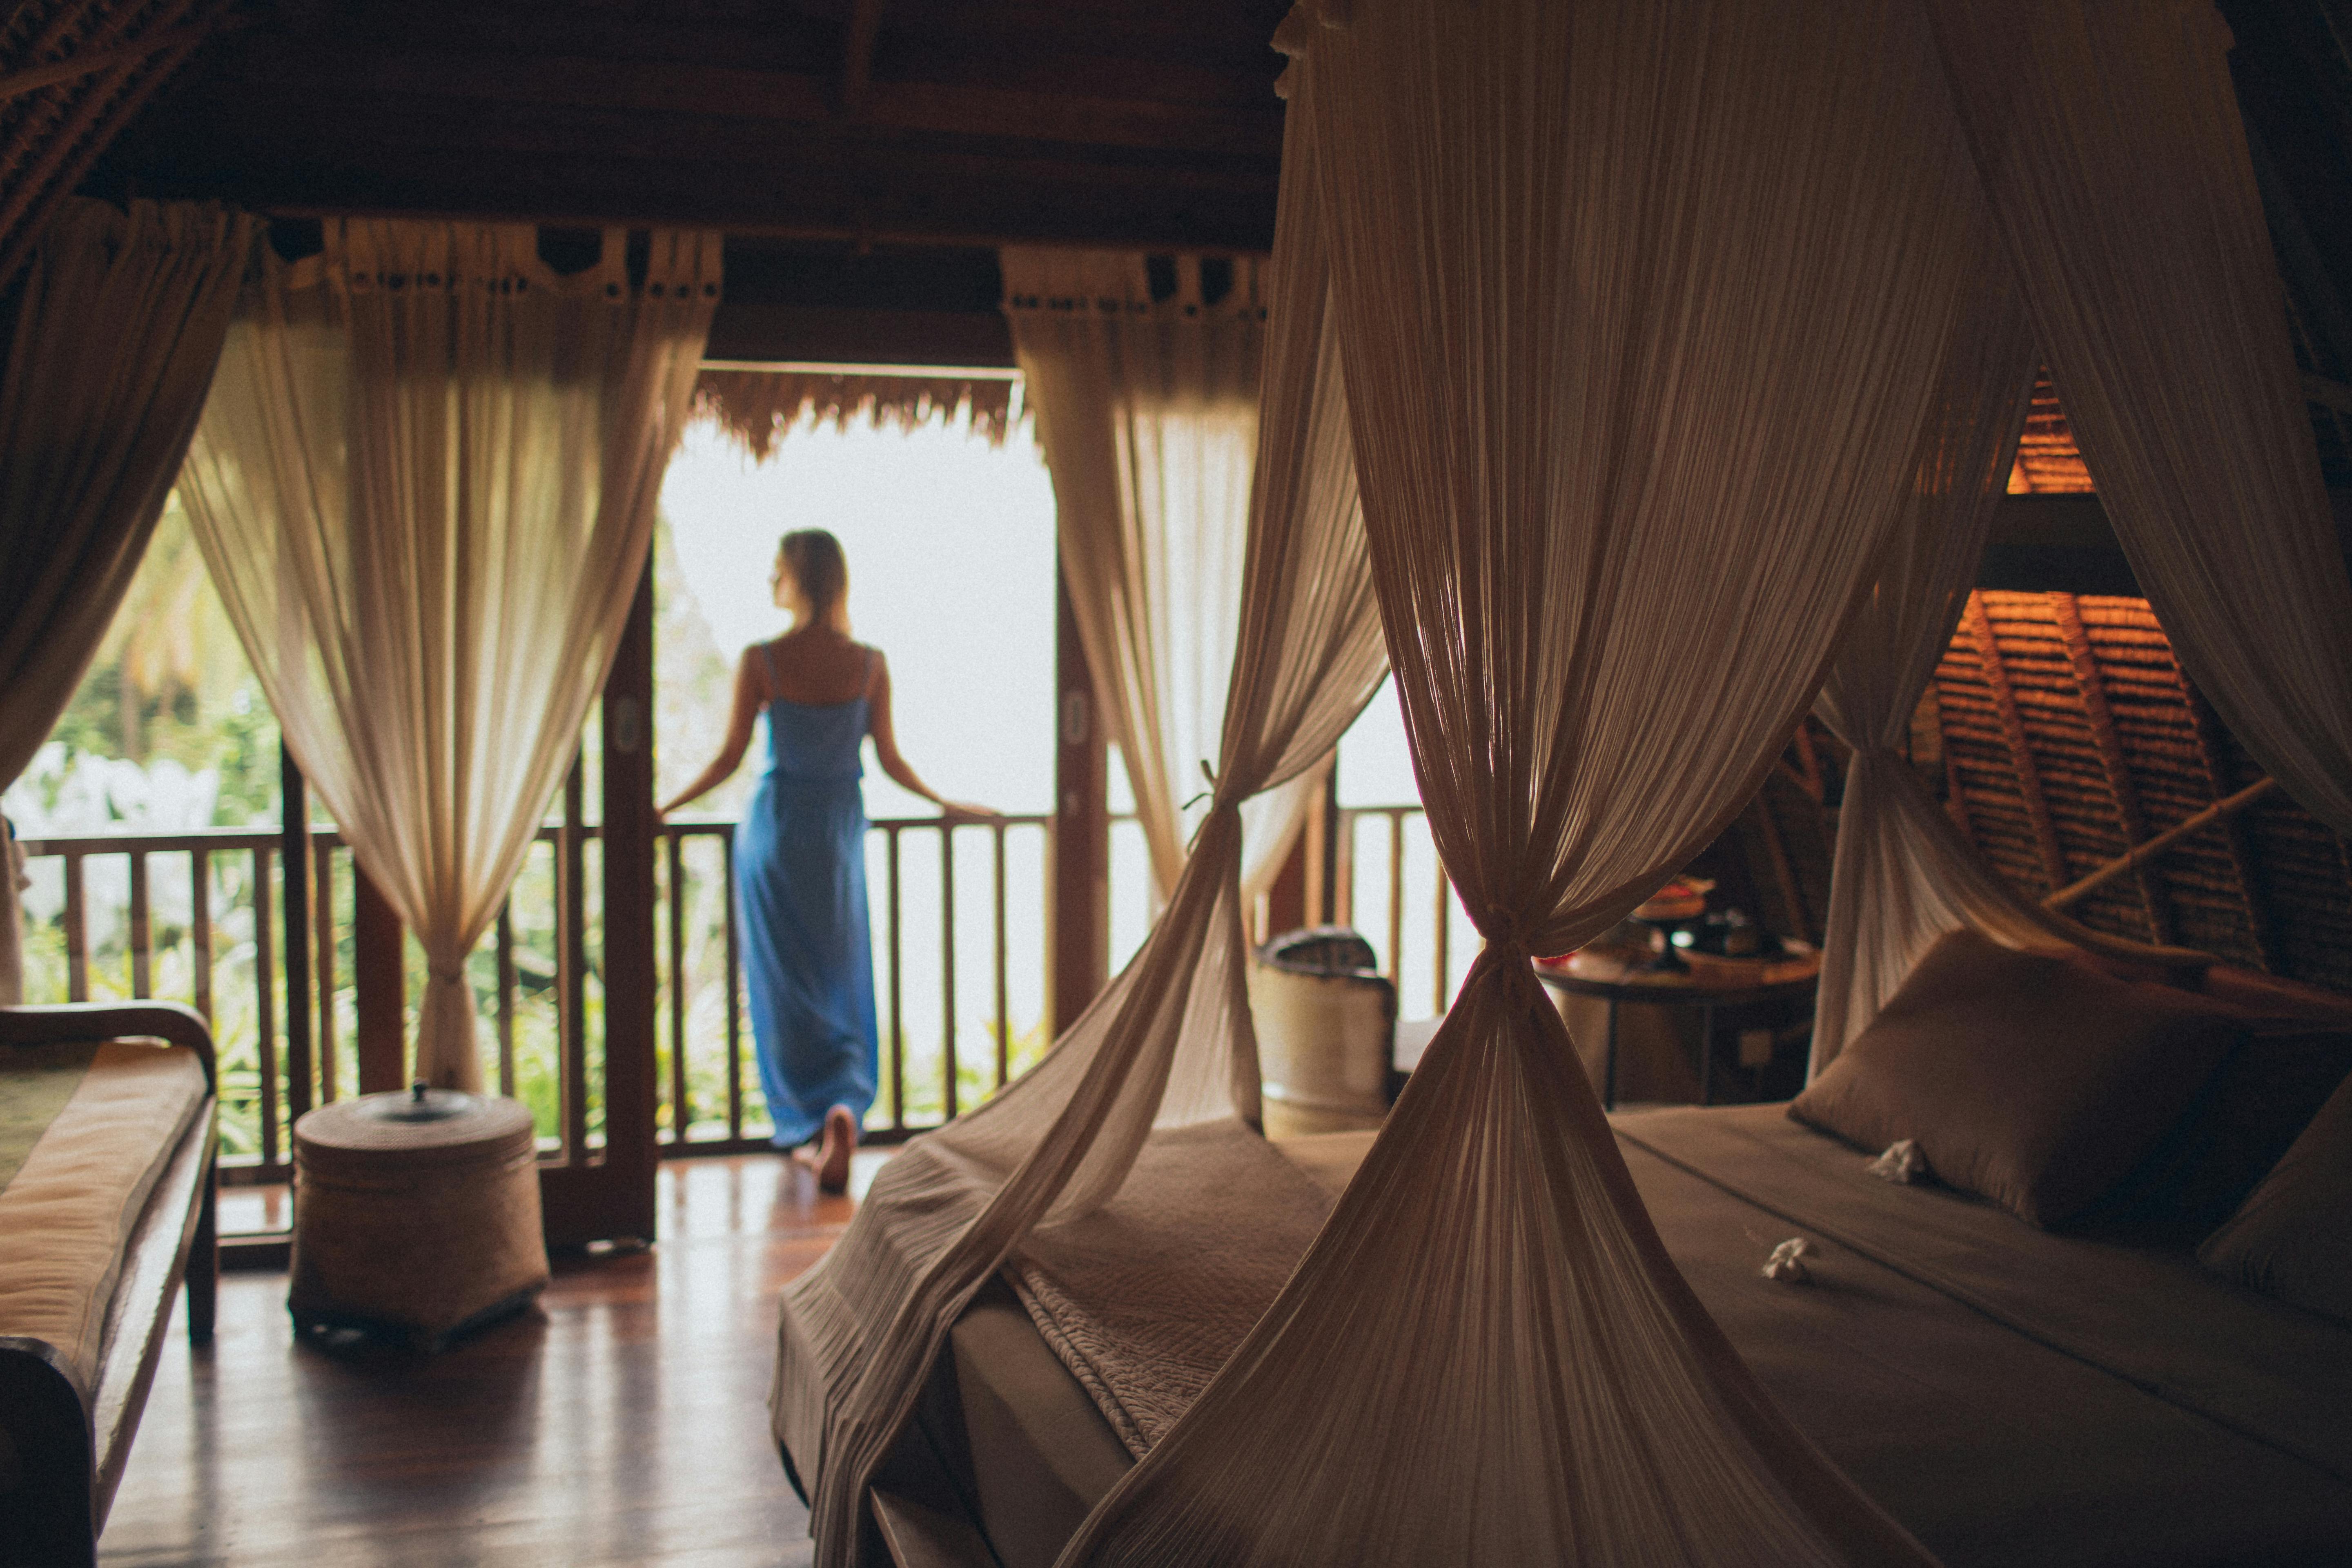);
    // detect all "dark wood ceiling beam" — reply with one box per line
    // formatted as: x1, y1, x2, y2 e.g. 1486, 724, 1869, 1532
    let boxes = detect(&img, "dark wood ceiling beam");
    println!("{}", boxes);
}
109, 117, 1272, 203
177, 41, 1283, 156
103, 141, 1275, 250
839, 0, 886, 114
